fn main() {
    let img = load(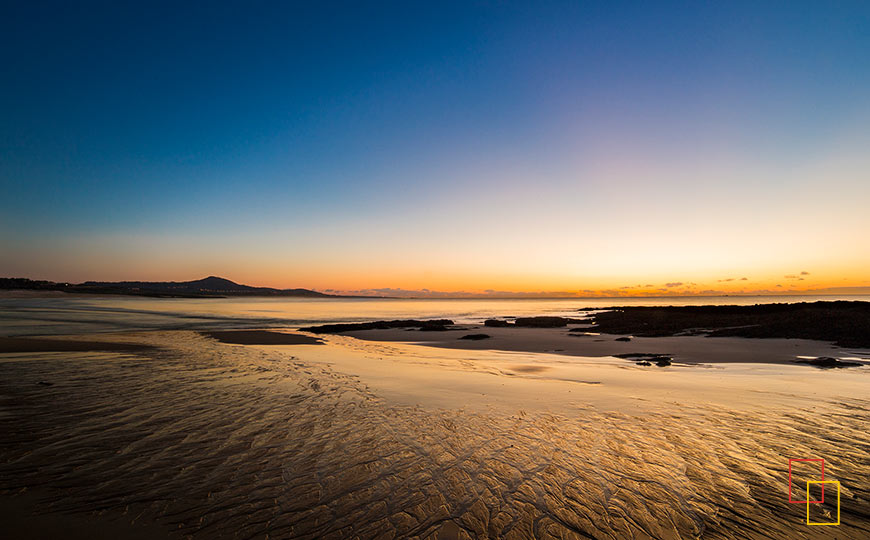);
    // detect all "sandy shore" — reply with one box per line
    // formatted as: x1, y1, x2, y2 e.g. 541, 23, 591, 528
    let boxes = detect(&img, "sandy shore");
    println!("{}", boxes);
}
325, 325, 870, 365
1, 330, 868, 538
